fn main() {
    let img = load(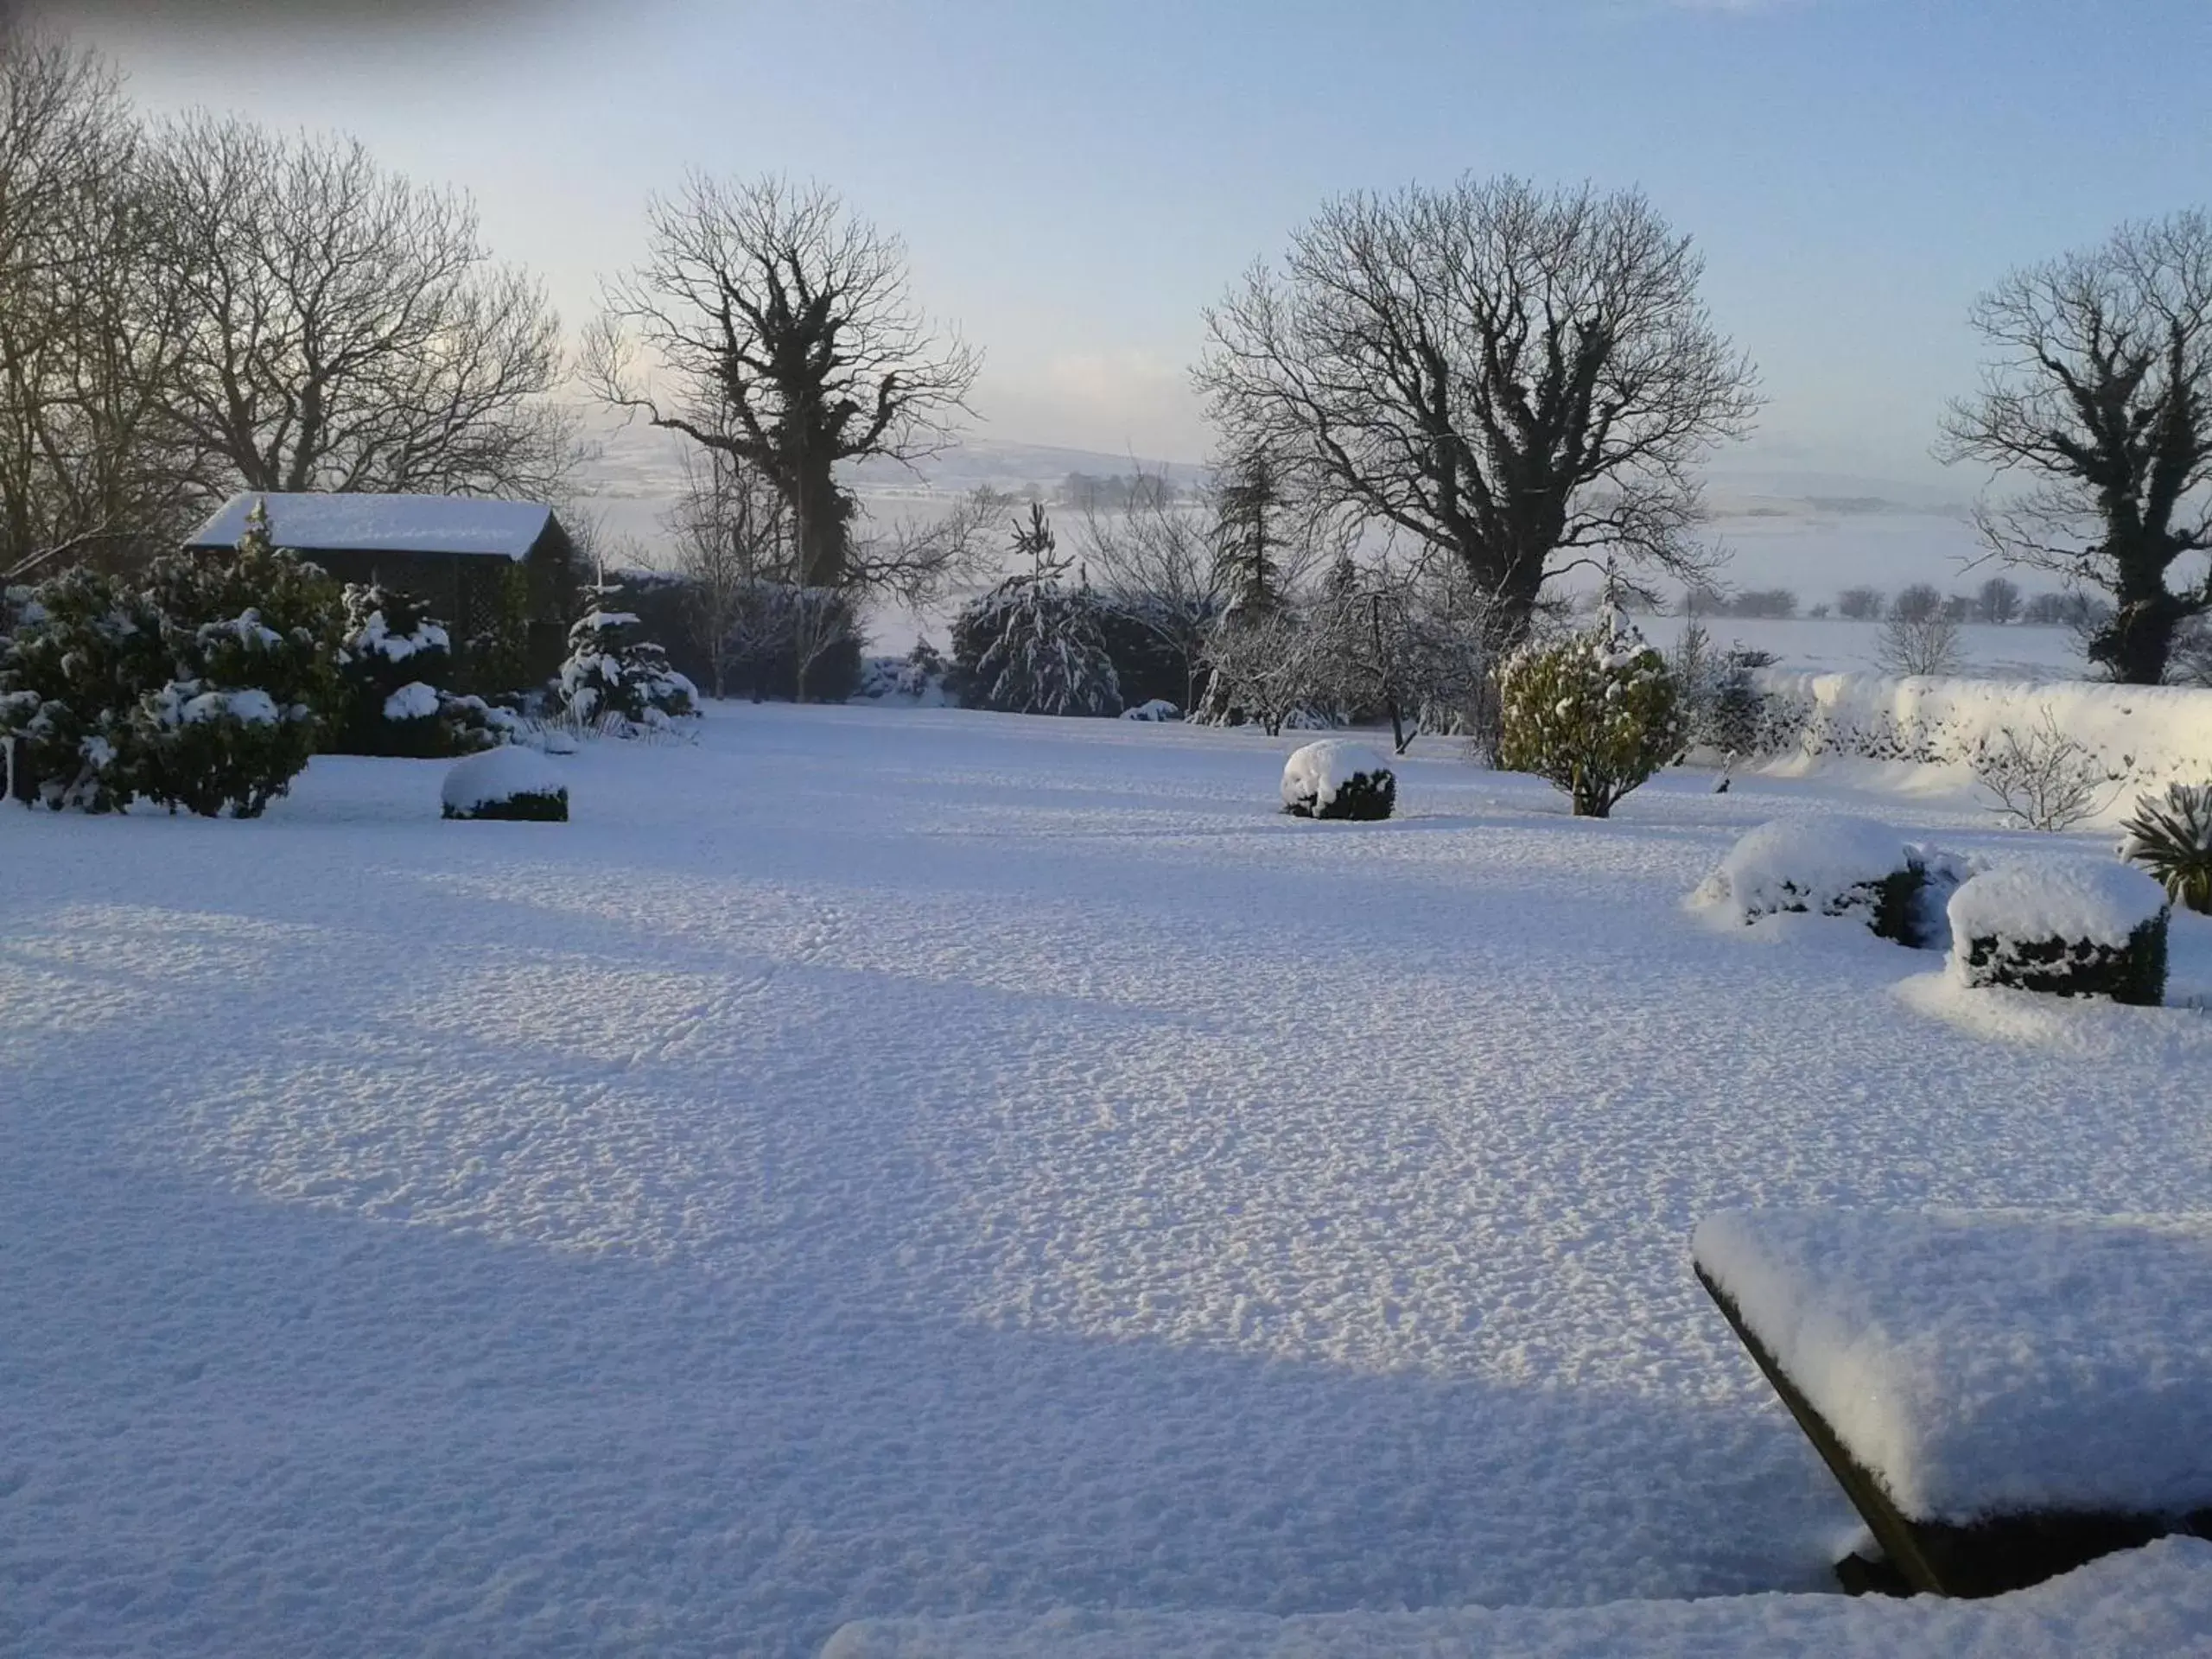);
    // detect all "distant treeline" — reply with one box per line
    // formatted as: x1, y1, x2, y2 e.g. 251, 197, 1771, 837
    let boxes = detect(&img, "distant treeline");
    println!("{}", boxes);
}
1675, 578, 2111, 628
